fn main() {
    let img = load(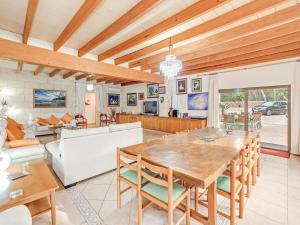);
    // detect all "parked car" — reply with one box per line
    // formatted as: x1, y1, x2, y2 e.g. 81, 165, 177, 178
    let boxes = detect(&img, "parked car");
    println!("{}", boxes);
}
252, 101, 287, 116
